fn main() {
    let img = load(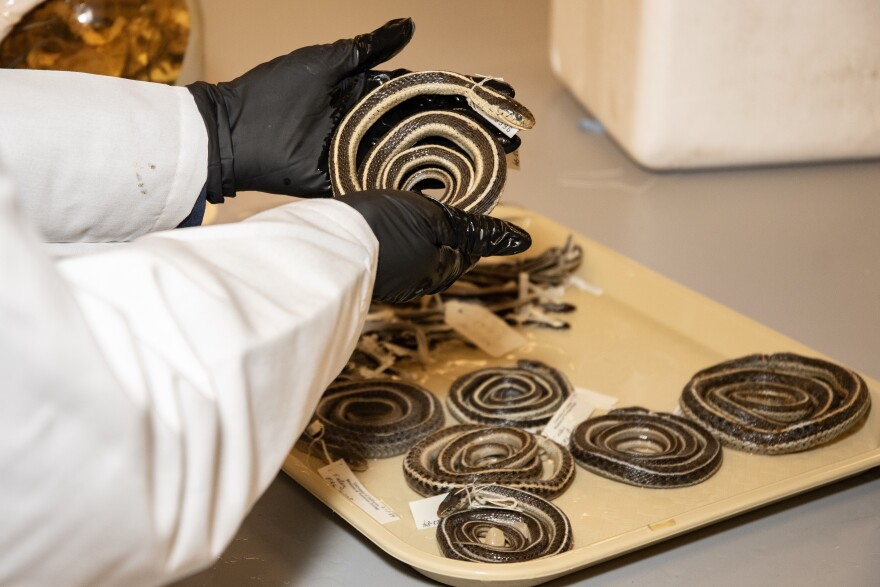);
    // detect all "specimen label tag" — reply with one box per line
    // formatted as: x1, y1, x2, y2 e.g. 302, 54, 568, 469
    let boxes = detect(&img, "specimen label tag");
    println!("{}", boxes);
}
318, 460, 399, 524
444, 300, 526, 358
470, 104, 519, 138
541, 387, 619, 445
408, 493, 449, 530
